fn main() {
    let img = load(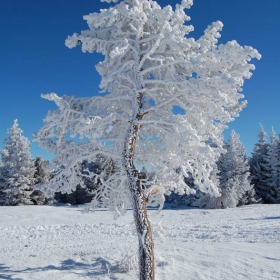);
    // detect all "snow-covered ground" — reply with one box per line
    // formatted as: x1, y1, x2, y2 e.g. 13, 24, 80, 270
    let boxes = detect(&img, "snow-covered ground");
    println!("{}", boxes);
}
0, 204, 279, 280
